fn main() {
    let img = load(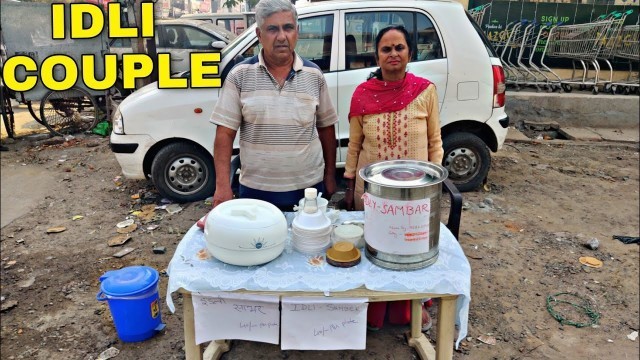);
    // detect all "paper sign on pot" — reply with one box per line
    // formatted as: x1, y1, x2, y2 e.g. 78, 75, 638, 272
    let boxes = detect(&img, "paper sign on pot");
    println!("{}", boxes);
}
362, 193, 431, 255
